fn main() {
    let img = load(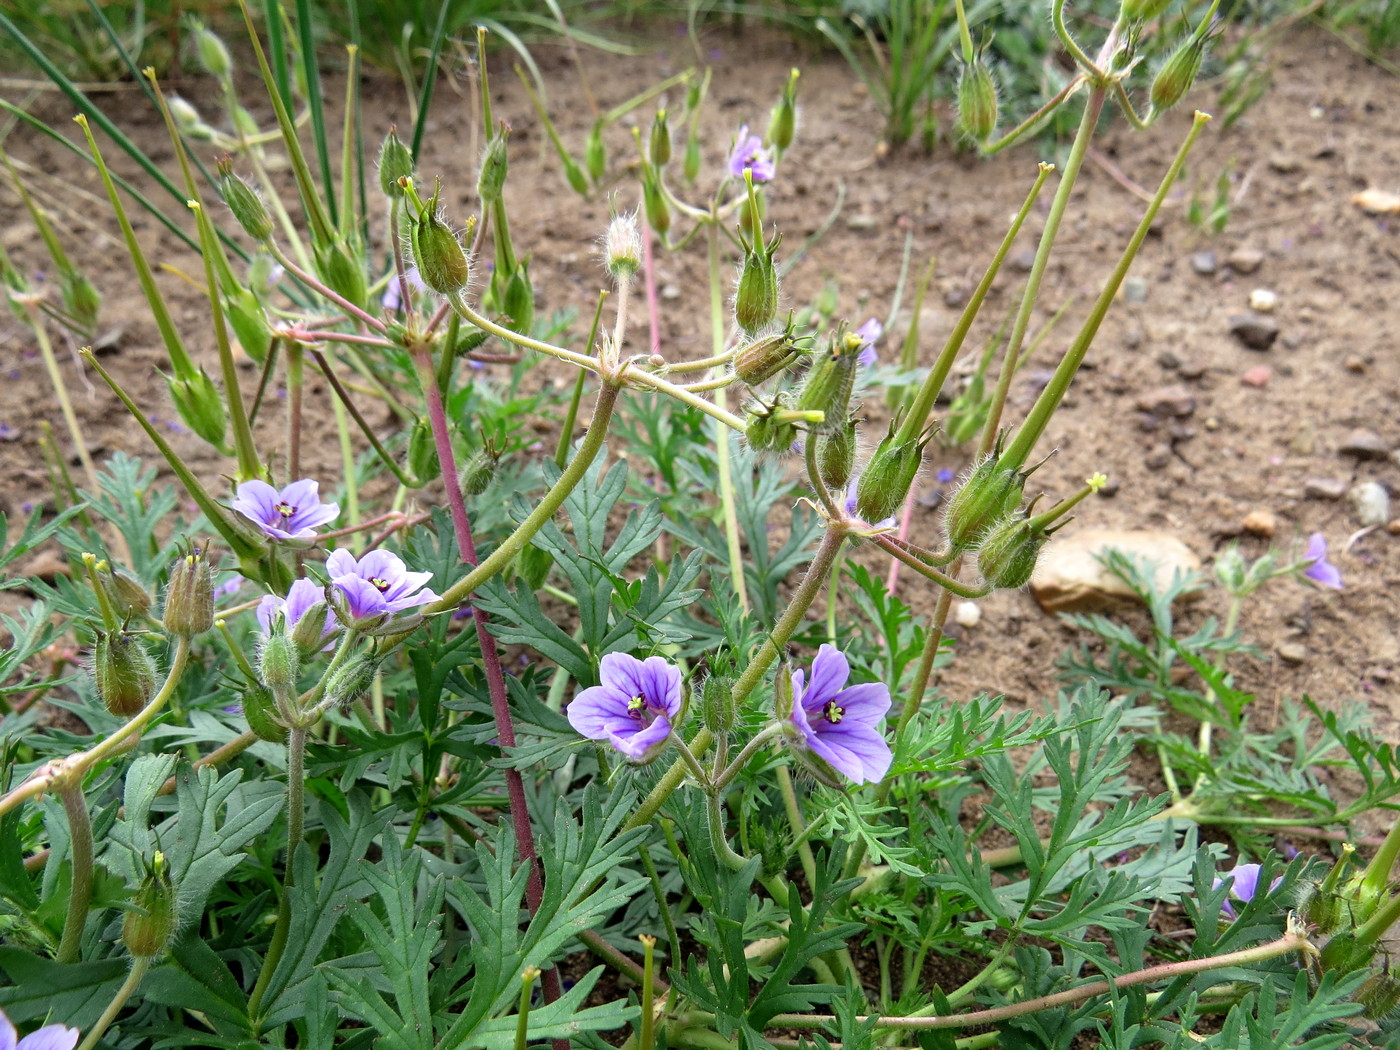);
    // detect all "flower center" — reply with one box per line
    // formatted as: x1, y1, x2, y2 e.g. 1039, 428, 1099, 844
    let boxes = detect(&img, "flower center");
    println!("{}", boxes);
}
823, 700, 845, 725
369, 576, 391, 593
626, 694, 649, 721
274, 501, 297, 519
